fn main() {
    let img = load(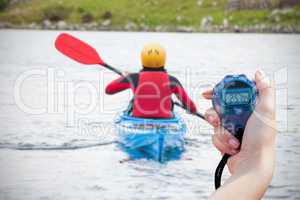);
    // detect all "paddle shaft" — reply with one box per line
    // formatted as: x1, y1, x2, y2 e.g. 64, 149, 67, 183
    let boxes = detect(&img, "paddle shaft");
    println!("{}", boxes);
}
173, 102, 206, 120
102, 63, 123, 76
